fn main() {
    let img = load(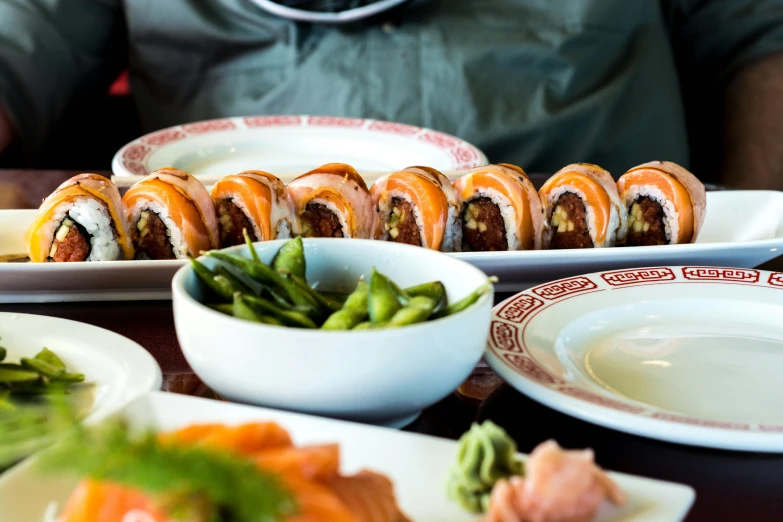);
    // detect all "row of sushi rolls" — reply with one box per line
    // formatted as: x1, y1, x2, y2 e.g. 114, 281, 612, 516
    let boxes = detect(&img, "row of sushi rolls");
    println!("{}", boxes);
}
26, 160, 706, 262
